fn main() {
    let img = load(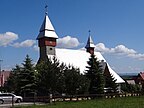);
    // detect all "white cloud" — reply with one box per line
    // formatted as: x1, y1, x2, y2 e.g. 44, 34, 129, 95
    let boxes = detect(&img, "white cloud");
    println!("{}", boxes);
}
0, 32, 18, 46
95, 43, 144, 60
95, 43, 110, 53
12, 40, 36, 48
57, 36, 80, 48
111, 45, 137, 55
